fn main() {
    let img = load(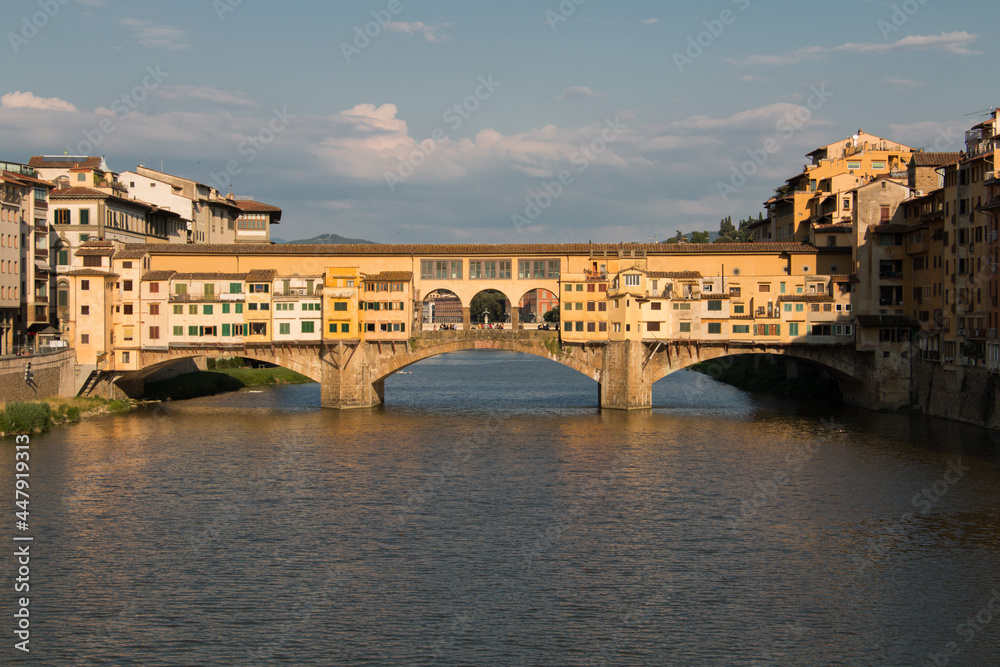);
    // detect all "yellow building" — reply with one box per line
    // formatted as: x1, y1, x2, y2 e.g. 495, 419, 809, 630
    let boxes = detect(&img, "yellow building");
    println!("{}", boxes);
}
323, 267, 360, 341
